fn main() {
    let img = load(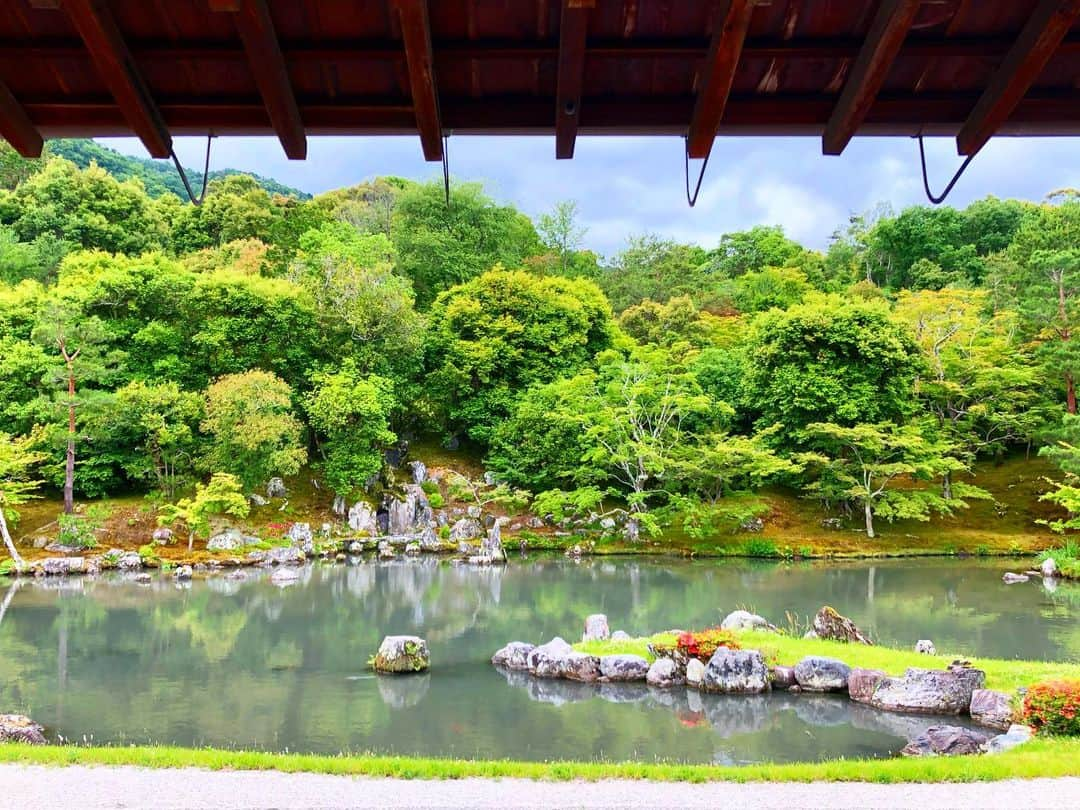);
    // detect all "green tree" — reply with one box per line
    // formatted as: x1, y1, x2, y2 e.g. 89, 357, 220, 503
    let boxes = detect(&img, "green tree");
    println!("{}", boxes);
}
0, 432, 44, 567
160, 473, 250, 551
537, 200, 586, 276
305, 363, 396, 497
201, 371, 307, 490
598, 235, 708, 311
703, 225, 807, 278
